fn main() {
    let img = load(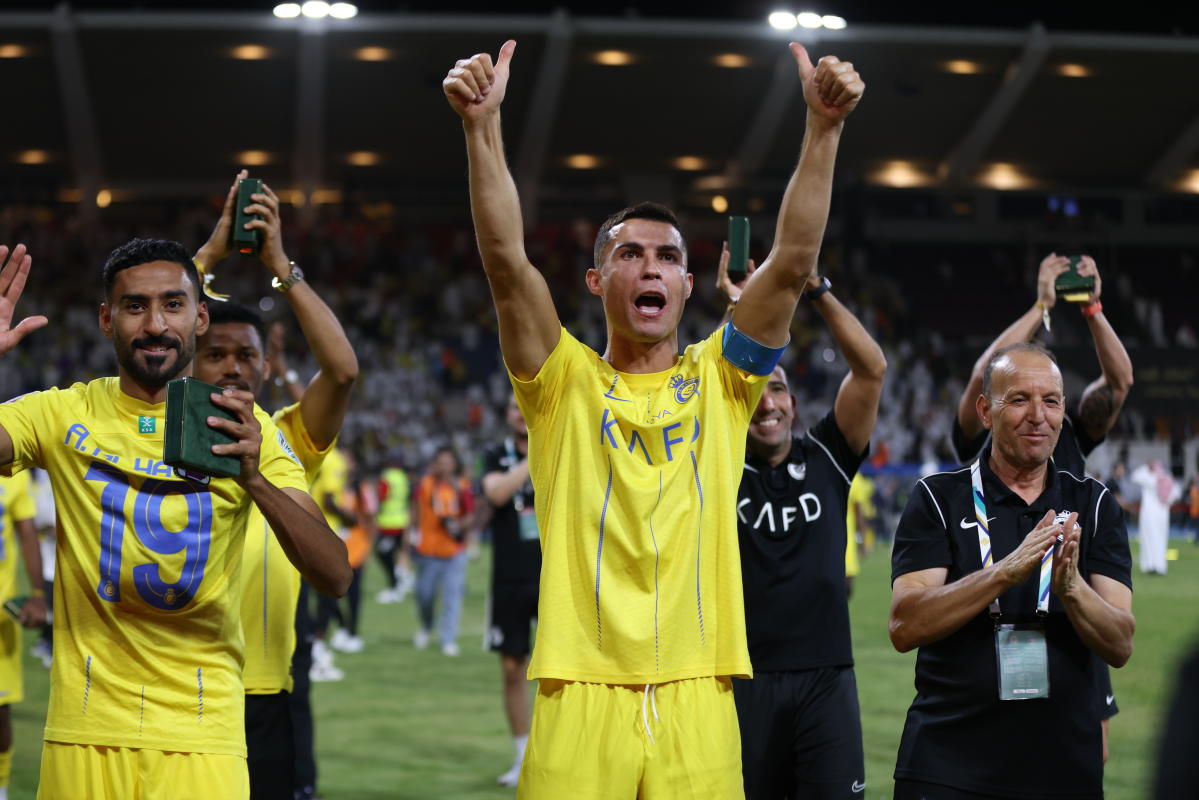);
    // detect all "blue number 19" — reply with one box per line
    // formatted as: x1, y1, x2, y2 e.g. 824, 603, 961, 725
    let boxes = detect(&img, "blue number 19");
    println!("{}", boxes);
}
86, 462, 213, 610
